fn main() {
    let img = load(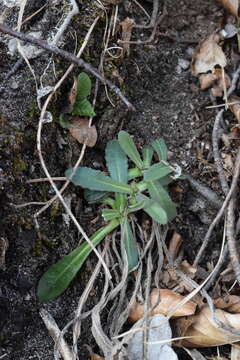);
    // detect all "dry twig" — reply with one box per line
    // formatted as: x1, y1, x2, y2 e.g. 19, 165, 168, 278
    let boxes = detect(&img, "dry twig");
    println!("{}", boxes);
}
194, 148, 240, 265
0, 23, 134, 110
